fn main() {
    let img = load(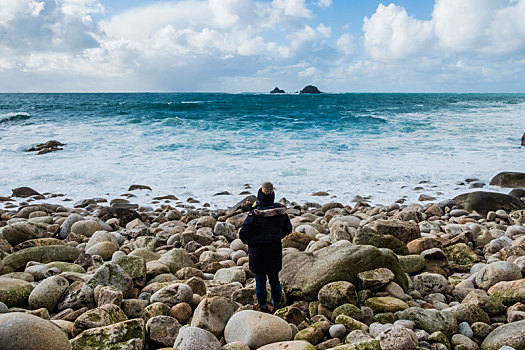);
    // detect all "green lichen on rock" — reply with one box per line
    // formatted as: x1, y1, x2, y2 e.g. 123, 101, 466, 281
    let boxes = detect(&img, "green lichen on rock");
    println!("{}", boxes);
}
3, 245, 80, 271
70, 318, 145, 350
445, 243, 480, 267
46, 261, 85, 273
